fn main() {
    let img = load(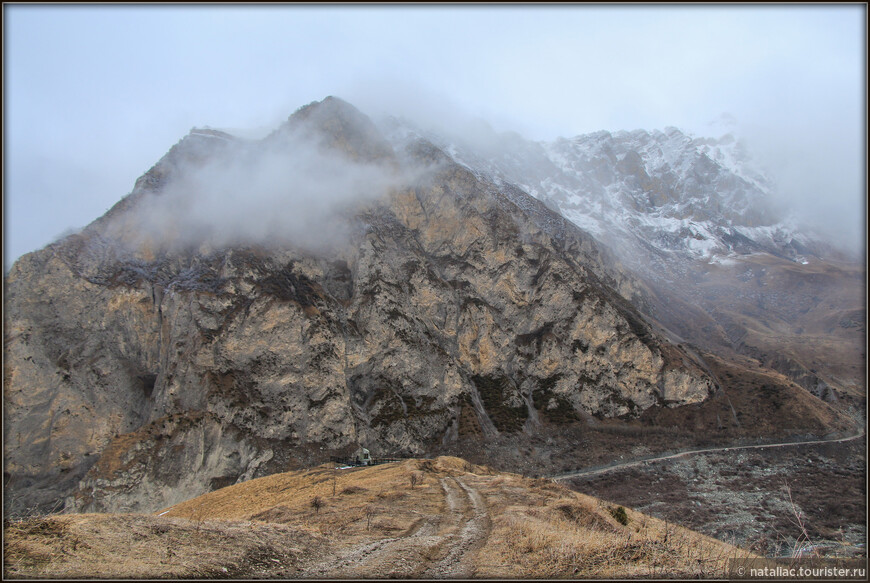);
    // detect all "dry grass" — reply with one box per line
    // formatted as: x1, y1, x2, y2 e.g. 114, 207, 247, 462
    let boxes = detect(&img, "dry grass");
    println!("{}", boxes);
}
3, 512, 318, 579
159, 458, 447, 550
5, 456, 755, 579
472, 473, 754, 579
164, 459, 430, 519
